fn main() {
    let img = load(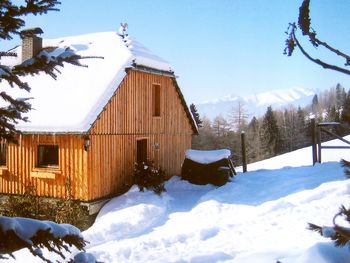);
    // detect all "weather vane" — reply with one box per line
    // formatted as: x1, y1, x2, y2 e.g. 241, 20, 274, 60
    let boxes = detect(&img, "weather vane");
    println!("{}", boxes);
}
118, 22, 128, 37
